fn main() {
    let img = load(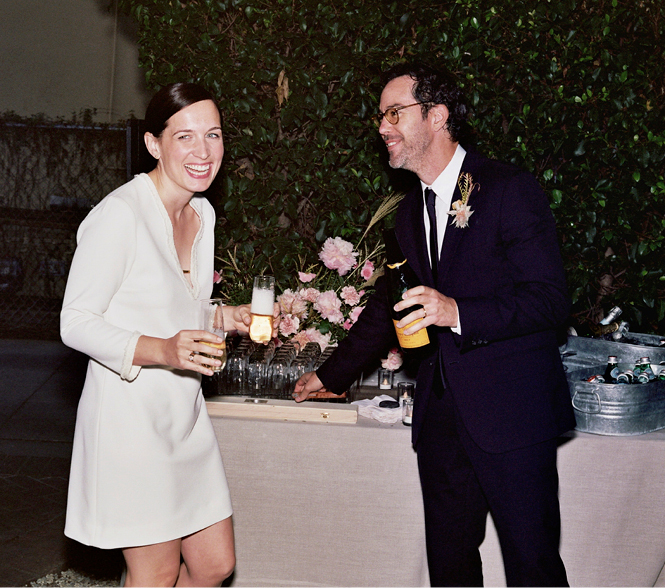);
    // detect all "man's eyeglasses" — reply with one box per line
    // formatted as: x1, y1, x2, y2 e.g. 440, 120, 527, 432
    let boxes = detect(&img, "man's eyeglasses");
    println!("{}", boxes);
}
372, 102, 432, 127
